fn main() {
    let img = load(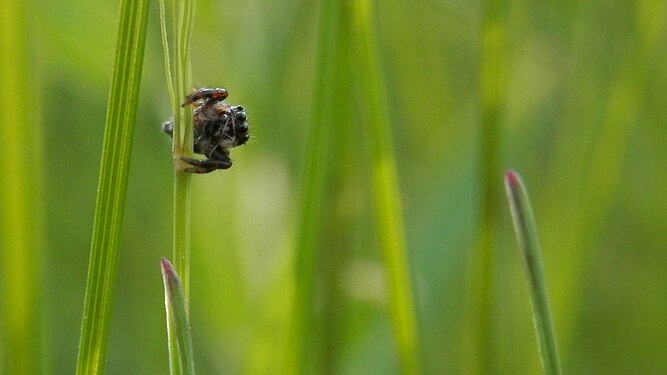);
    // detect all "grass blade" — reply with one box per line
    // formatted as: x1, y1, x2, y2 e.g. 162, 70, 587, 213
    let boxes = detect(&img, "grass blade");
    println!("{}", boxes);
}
0, 1, 45, 373
351, 1, 423, 373
466, 0, 505, 372
75, 0, 150, 373
504, 171, 562, 375
161, 258, 196, 375
285, 0, 341, 372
